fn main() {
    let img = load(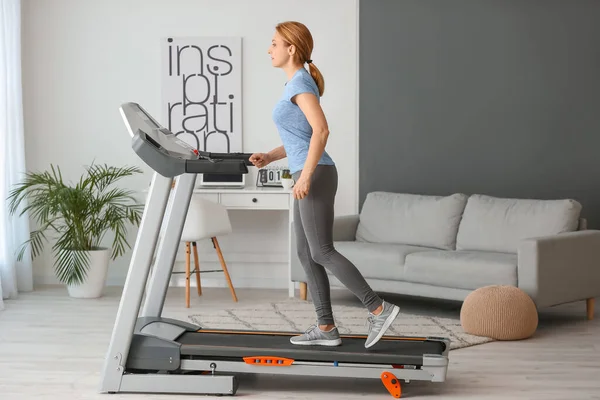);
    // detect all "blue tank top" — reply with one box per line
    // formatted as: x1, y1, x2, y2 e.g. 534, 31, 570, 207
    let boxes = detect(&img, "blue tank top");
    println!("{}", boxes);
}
272, 68, 335, 174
